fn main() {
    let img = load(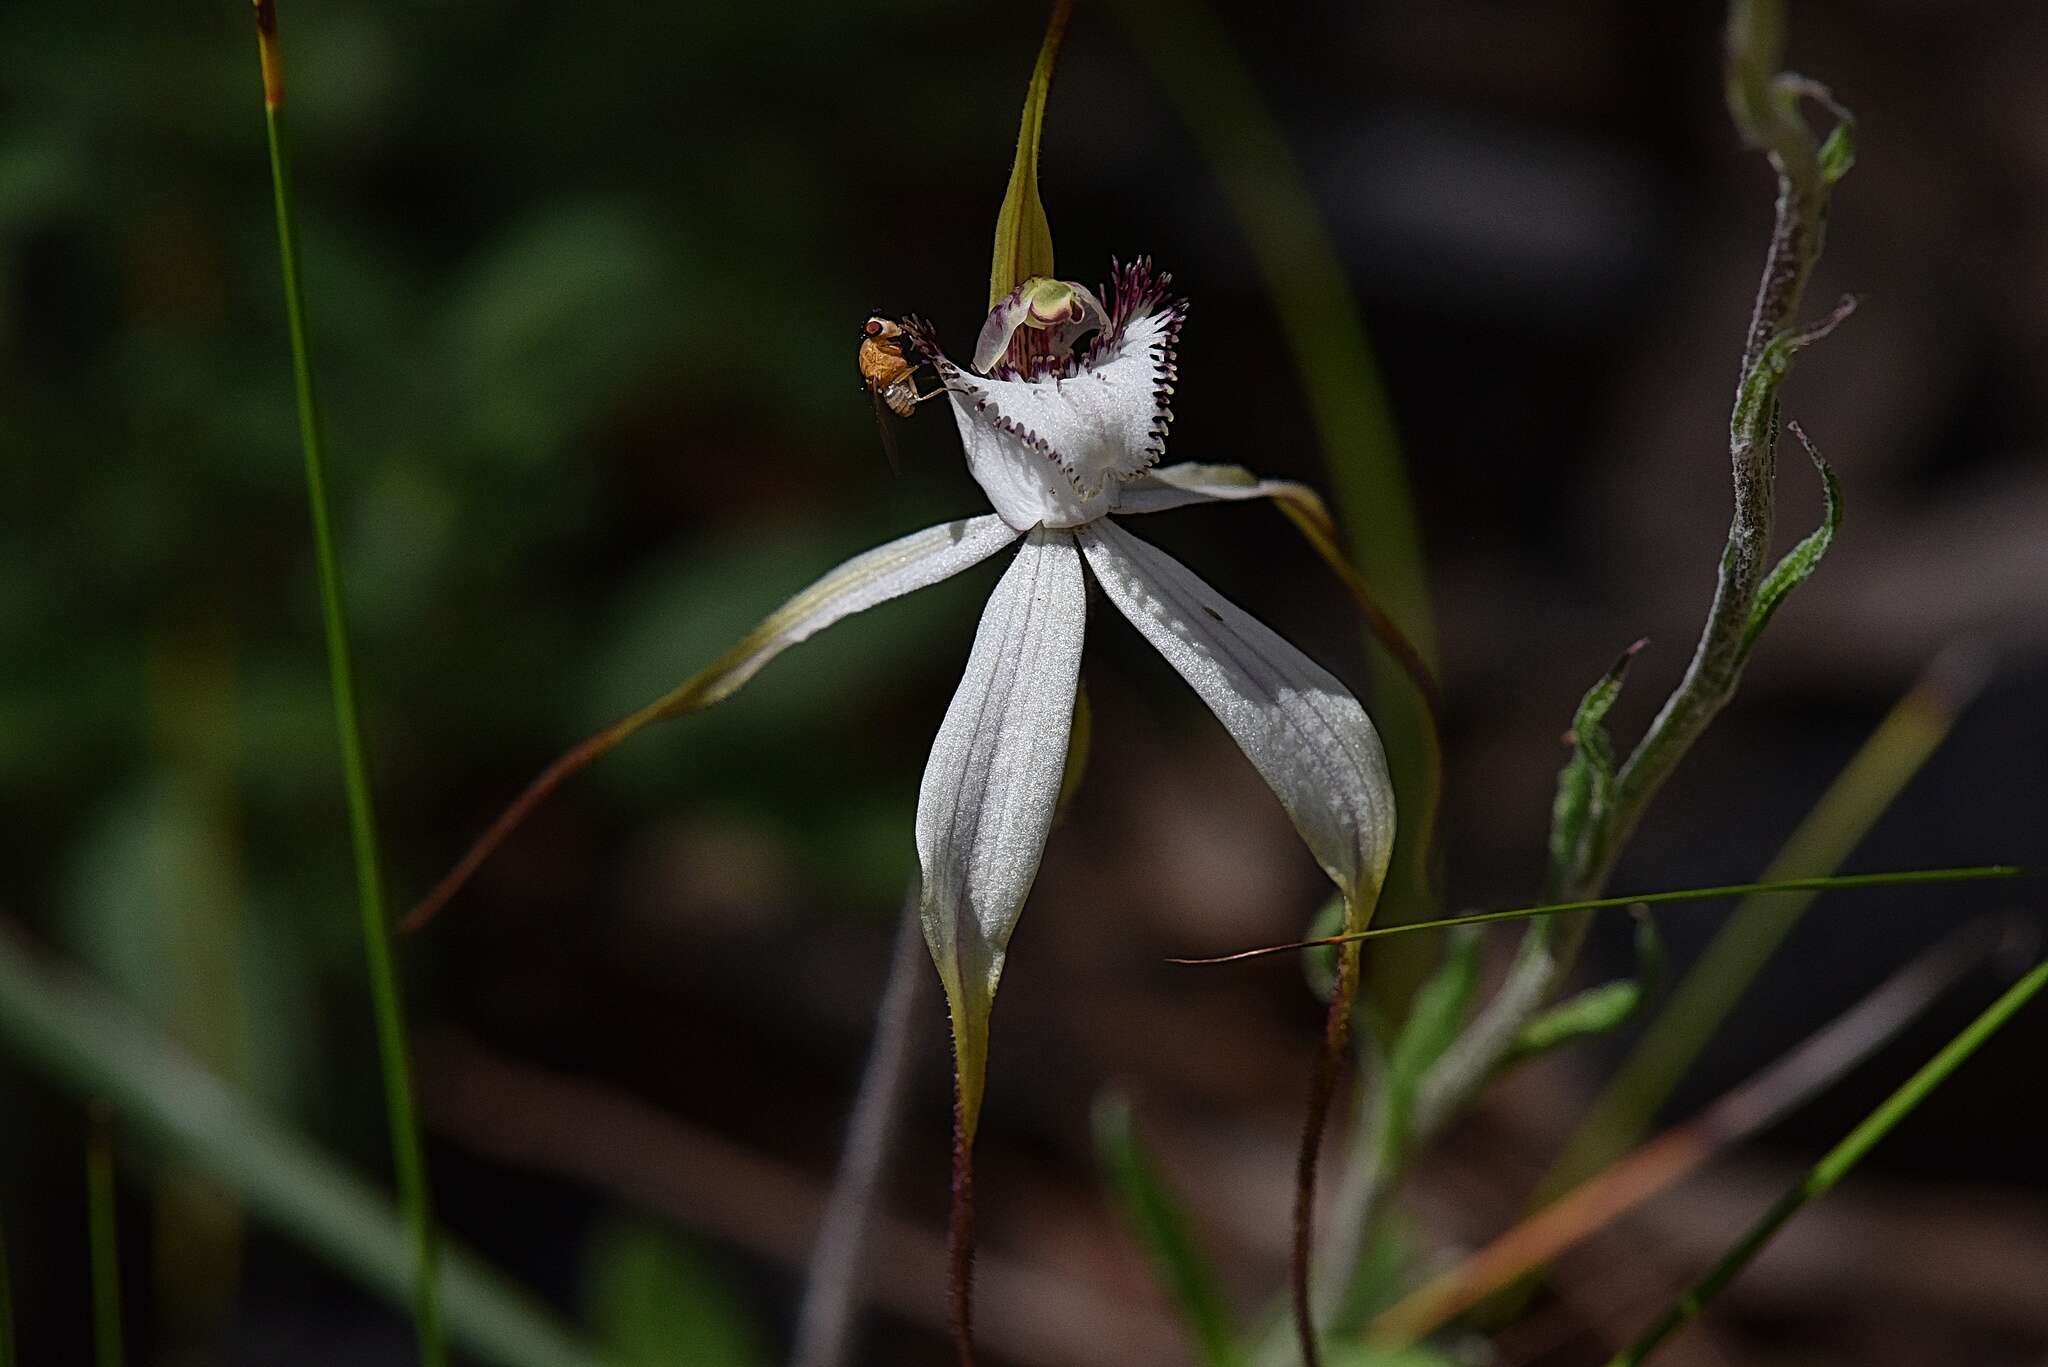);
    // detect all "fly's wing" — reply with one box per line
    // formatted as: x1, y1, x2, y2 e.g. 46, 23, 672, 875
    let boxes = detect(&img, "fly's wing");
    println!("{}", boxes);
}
871, 387, 902, 475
